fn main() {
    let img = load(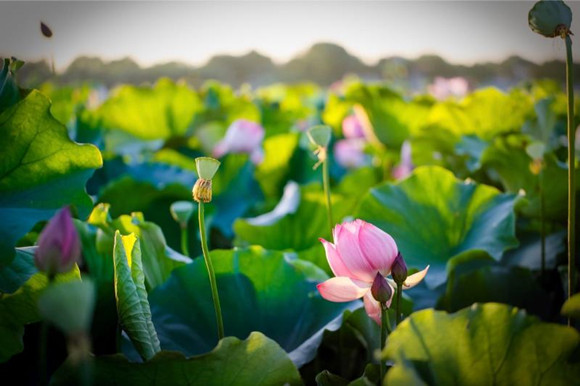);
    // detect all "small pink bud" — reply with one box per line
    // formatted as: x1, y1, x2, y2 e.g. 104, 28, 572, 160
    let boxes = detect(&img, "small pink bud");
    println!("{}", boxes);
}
35, 207, 80, 275
391, 252, 408, 285
342, 115, 365, 139
371, 272, 392, 305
